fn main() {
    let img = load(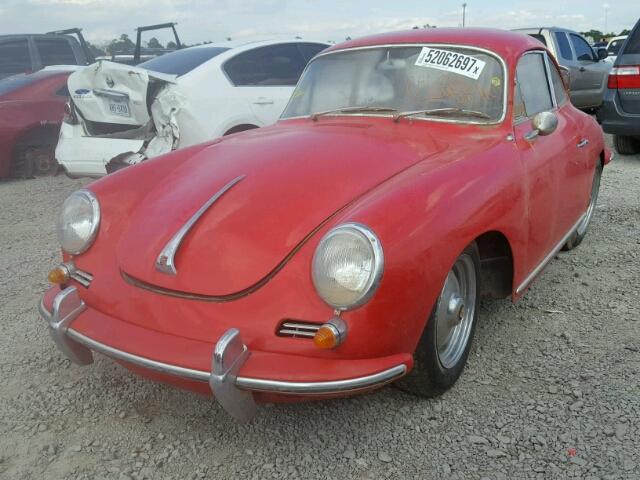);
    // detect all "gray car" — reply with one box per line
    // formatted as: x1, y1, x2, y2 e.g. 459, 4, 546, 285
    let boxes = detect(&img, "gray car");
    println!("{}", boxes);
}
597, 19, 640, 155
514, 27, 611, 109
